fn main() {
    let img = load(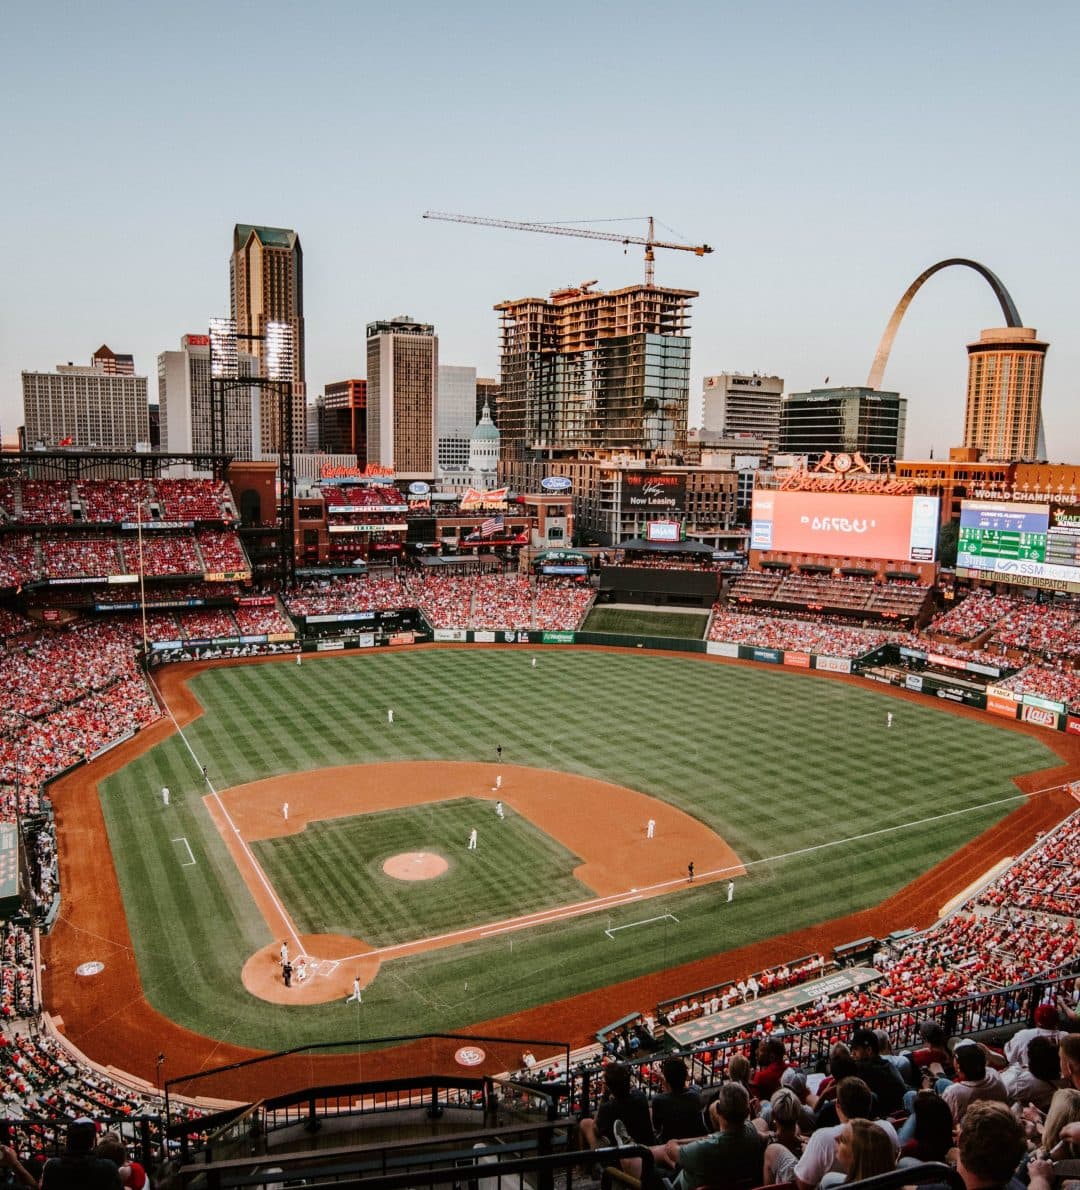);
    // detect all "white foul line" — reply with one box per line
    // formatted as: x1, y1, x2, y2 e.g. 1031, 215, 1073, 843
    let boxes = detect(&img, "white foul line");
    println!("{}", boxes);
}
148, 673, 303, 953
